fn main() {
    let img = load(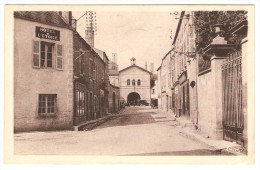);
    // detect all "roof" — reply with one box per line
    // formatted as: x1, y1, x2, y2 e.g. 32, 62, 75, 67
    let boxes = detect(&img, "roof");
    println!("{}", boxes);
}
109, 83, 120, 89
94, 48, 110, 63
14, 11, 72, 30
151, 73, 158, 80
172, 11, 185, 45
157, 11, 185, 72
73, 32, 106, 65
119, 64, 152, 75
